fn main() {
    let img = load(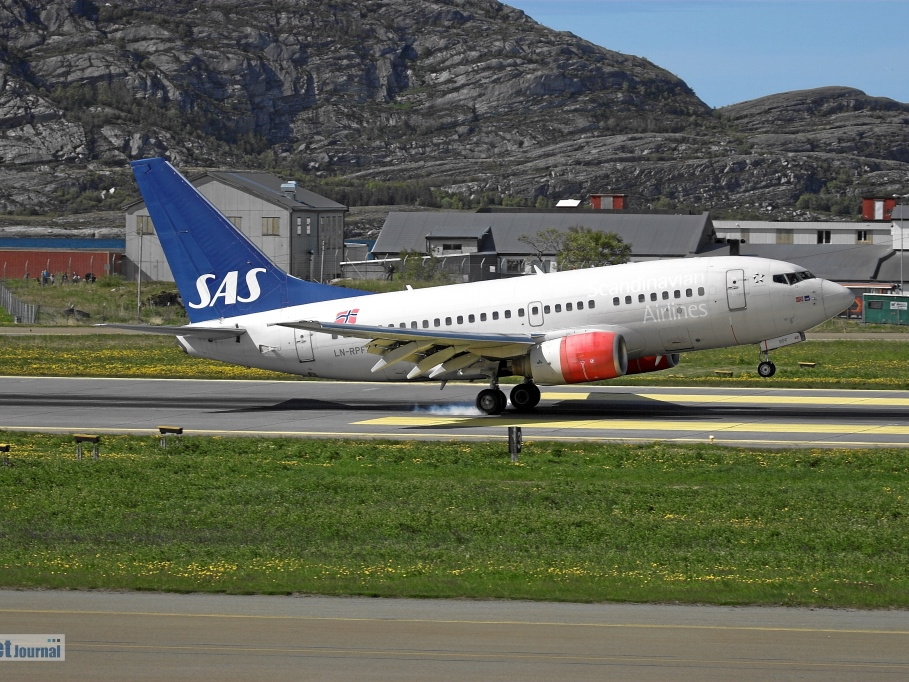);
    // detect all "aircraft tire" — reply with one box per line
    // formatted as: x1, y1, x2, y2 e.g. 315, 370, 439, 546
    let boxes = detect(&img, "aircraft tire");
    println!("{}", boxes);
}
510, 383, 541, 412
758, 361, 776, 378
476, 388, 507, 415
